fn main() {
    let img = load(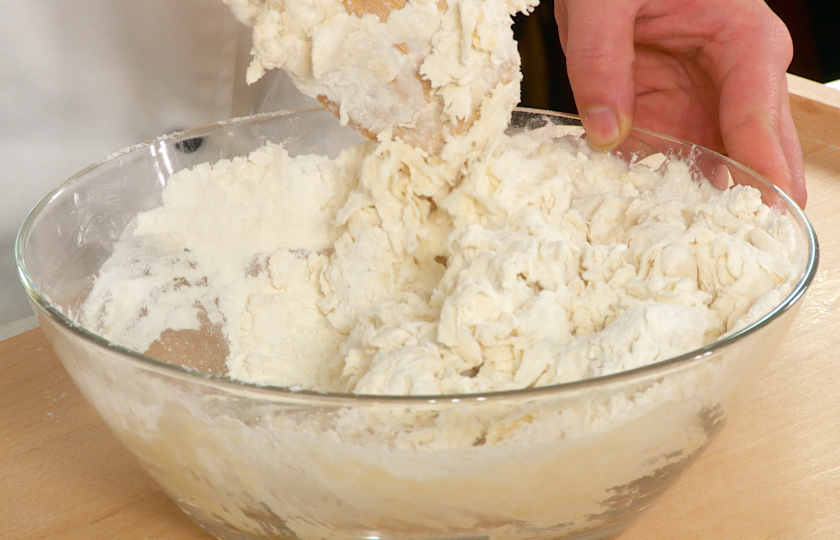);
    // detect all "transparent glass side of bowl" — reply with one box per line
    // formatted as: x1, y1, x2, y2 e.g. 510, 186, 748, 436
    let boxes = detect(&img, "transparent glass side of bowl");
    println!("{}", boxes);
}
34, 302, 802, 540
